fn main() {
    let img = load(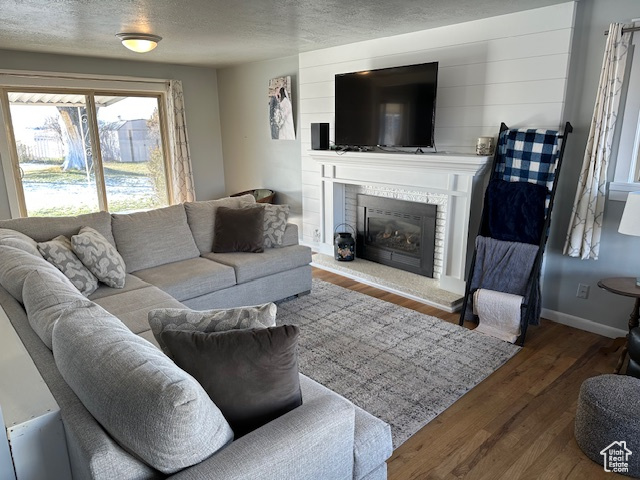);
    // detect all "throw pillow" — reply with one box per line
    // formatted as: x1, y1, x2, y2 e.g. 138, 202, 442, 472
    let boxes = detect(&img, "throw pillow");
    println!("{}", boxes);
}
148, 303, 277, 355
483, 178, 547, 245
0, 228, 42, 257
53, 300, 233, 474
184, 194, 256, 254
71, 226, 126, 288
38, 235, 99, 296
262, 204, 290, 248
161, 325, 303, 438
212, 206, 265, 253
